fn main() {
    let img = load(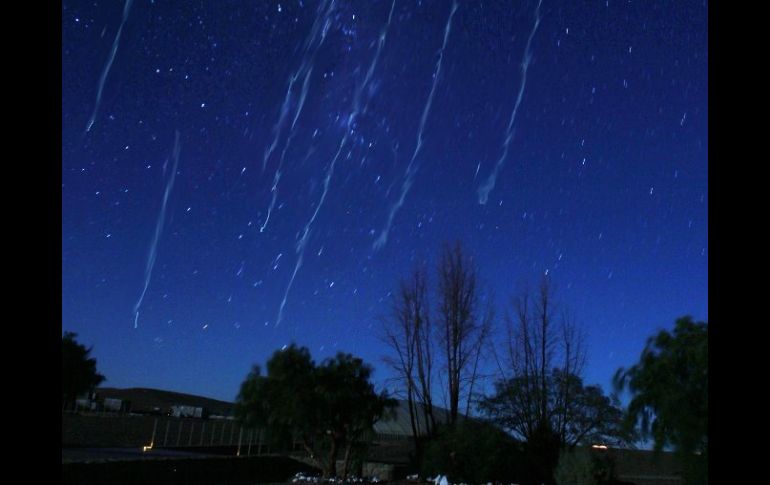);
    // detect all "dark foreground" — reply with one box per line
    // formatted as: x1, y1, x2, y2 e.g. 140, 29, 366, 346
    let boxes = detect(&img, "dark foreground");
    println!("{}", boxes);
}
61, 451, 319, 485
